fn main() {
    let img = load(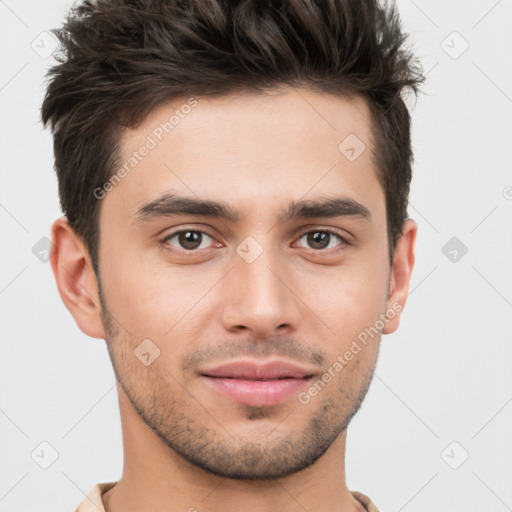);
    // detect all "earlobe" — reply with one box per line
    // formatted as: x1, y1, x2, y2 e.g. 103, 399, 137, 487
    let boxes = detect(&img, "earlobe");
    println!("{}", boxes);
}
50, 217, 106, 339
383, 218, 417, 335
